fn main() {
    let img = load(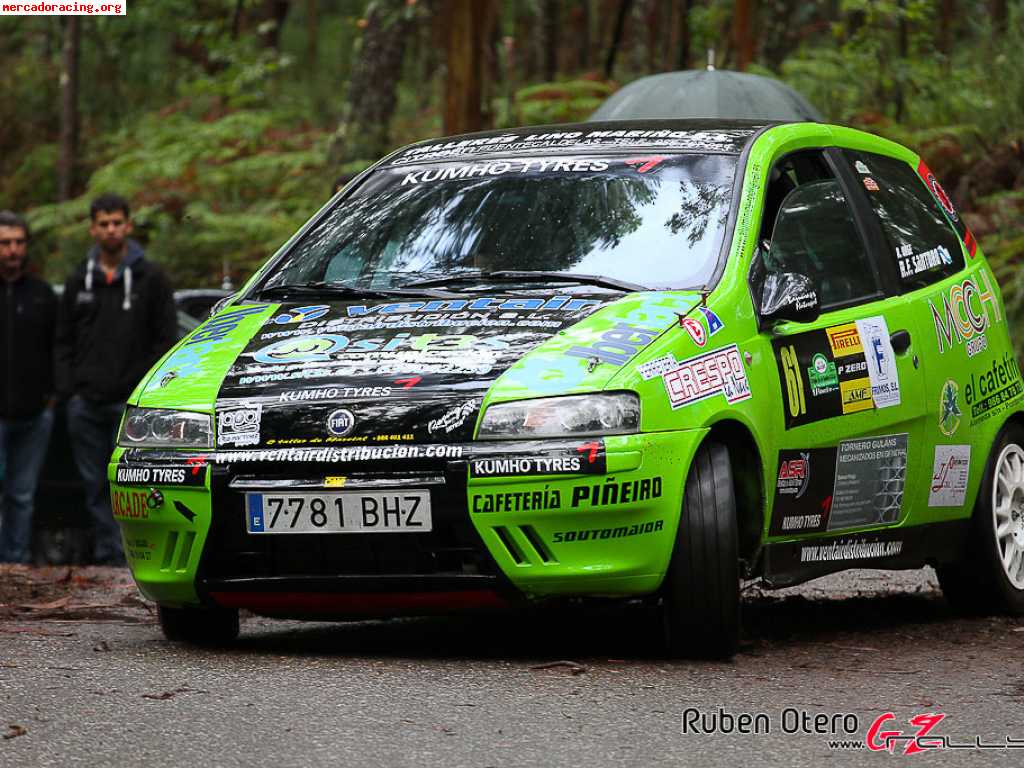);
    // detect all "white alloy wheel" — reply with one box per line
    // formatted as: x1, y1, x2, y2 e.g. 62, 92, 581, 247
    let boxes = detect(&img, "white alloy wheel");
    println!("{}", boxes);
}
993, 443, 1024, 590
